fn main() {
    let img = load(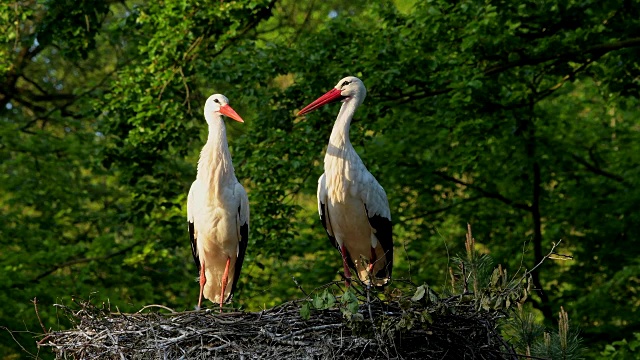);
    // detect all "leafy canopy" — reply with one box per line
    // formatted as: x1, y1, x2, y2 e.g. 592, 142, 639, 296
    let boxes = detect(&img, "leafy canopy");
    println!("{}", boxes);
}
1, 0, 639, 357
